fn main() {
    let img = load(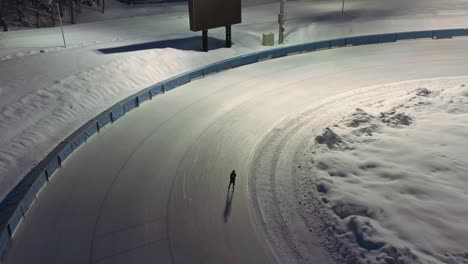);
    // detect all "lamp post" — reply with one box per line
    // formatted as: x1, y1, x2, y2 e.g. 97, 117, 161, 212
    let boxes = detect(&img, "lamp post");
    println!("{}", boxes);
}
57, 3, 66, 48
278, 0, 286, 44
